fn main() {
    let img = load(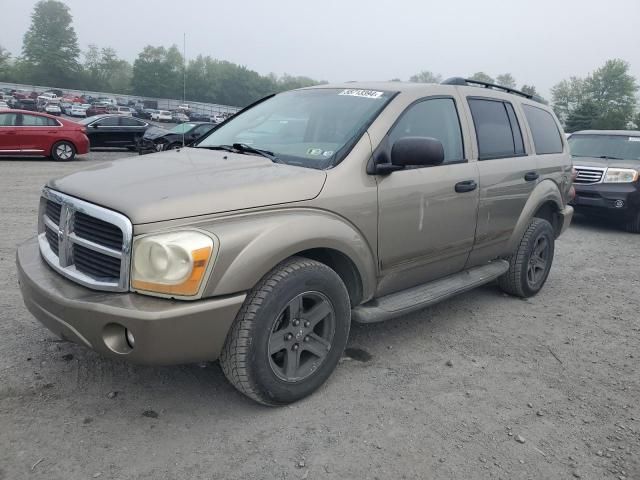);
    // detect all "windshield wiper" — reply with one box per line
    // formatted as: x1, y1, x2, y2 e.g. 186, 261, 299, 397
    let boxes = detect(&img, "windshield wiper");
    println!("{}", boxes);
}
197, 145, 235, 152
197, 143, 281, 163
232, 143, 280, 163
